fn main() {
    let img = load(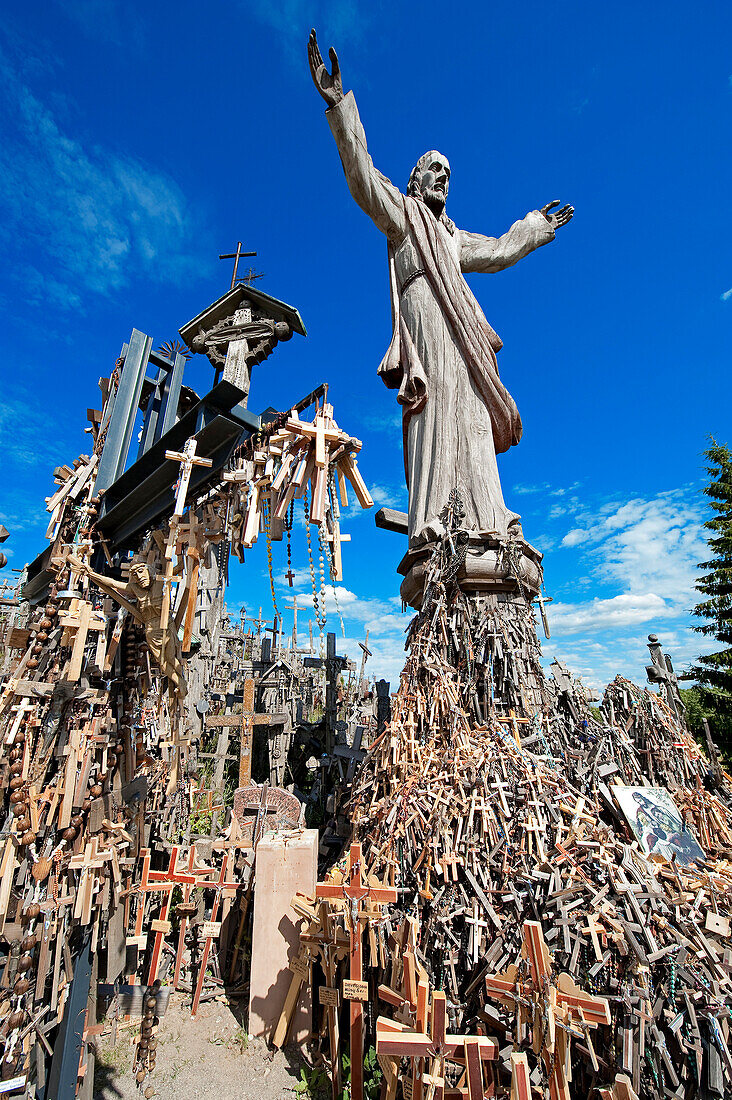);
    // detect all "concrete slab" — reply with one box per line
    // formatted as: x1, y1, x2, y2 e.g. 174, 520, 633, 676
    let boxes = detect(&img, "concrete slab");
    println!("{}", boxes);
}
248, 829, 318, 1043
